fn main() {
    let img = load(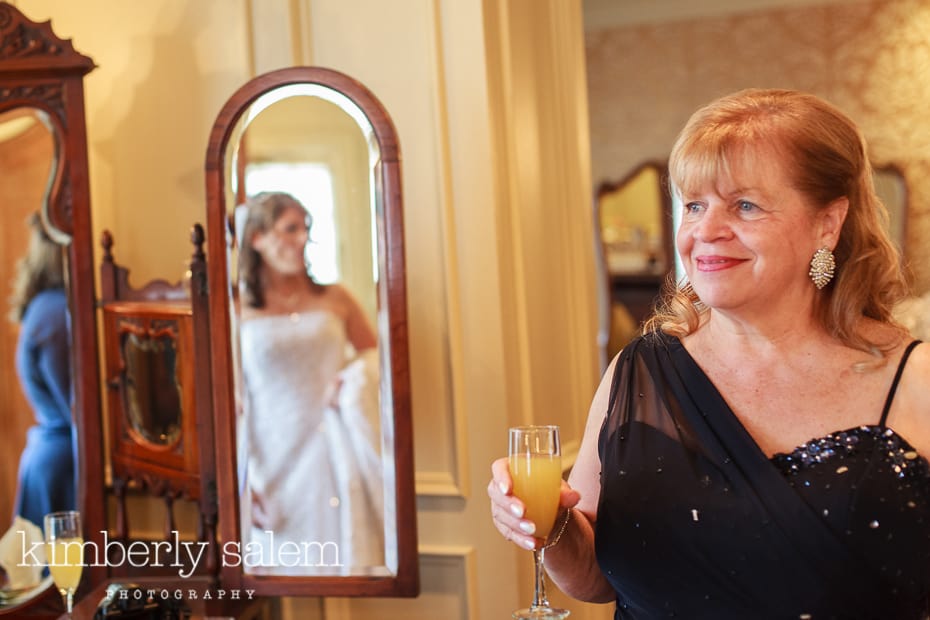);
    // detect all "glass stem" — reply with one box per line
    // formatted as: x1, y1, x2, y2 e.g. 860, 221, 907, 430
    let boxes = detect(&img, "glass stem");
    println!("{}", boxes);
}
65, 590, 74, 614
531, 546, 551, 610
